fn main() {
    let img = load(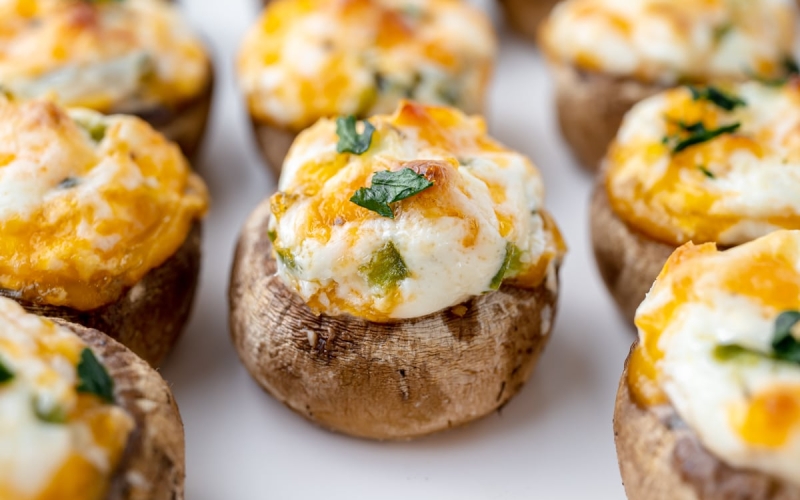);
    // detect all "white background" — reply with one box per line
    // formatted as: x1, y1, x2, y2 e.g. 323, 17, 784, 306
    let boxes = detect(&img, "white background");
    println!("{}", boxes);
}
161, 1, 635, 498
